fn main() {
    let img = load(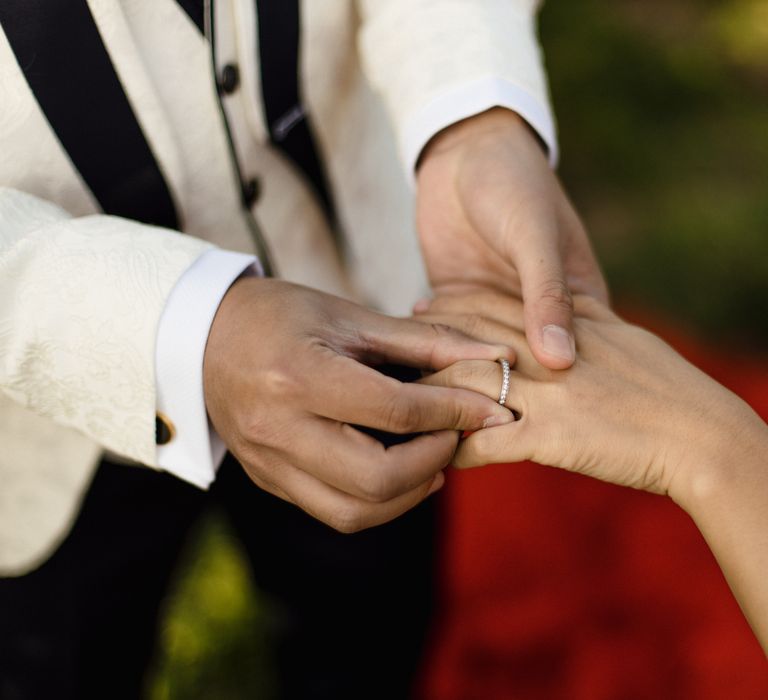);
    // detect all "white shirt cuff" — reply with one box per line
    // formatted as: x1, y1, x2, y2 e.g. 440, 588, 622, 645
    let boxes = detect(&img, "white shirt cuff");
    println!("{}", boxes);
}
402, 76, 559, 181
155, 248, 261, 489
